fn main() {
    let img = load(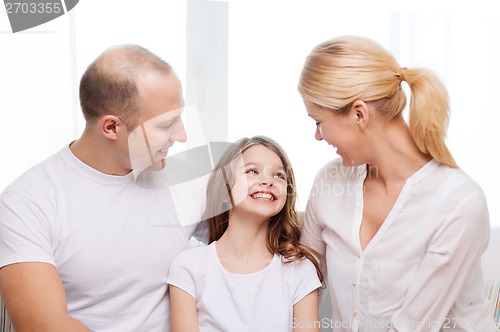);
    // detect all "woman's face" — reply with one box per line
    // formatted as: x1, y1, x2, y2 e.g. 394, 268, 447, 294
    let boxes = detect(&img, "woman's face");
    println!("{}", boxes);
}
305, 102, 363, 167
